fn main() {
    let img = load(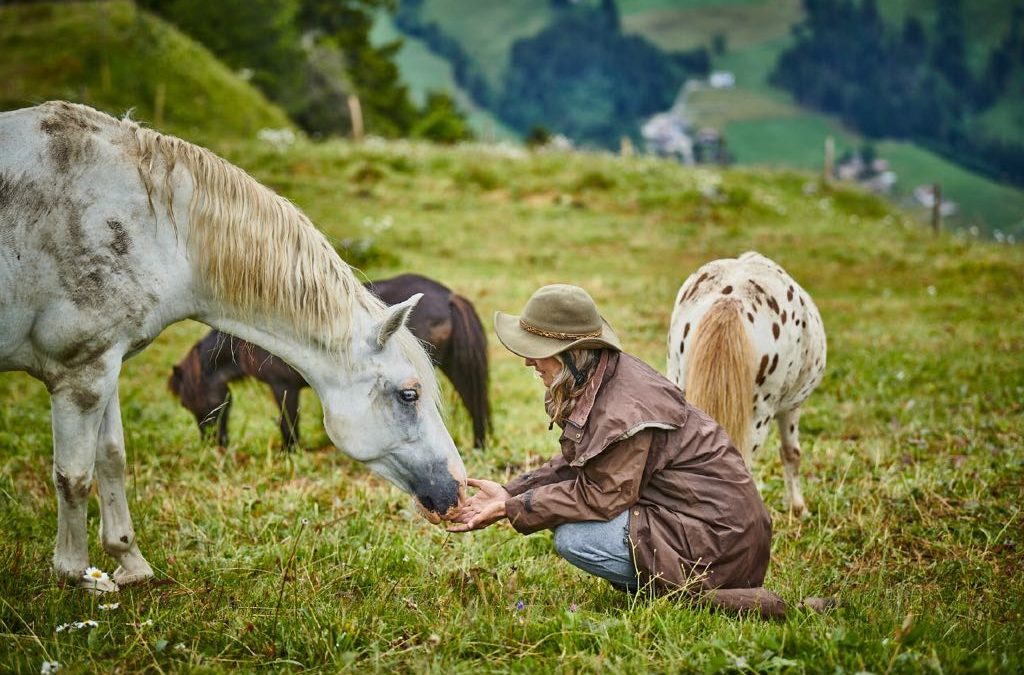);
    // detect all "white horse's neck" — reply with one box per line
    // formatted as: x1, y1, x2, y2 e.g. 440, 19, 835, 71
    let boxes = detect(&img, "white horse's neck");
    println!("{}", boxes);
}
199, 311, 358, 397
